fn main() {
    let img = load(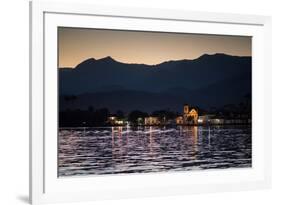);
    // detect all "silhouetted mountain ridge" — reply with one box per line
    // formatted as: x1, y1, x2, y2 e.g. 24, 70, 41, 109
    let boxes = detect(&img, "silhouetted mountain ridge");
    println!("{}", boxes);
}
59, 53, 251, 111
